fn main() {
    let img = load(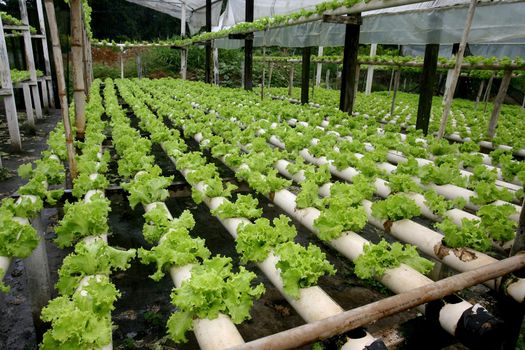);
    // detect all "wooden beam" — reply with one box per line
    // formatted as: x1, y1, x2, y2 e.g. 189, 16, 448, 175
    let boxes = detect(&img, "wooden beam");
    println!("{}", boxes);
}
44, 0, 77, 179
339, 18, 361, 113
244, 0, 254, 90
487, 70, 512, 140
474, 79, 485, 110
437, 0, 477, 139
301, 47, 311, 104
70, 0, 86, 138
0, 17, 22, 150
22, 83, 35, 128
416, 44, 439, 135
322, 14, 362, 25
205, 0, 212, 84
